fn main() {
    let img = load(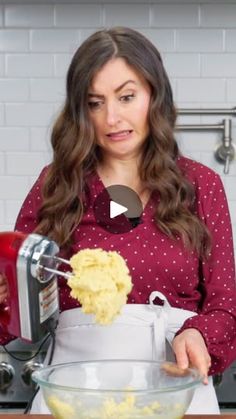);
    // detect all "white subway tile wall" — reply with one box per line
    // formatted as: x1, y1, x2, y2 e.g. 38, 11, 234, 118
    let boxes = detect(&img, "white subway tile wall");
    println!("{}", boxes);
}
0, 1, 235, 256
0, 54, 4, 75
201, 3, 236, 27
6, 54, 54, 77
0, 30, 29, 51
55, 4, 102, 27
176, 29, 224, 52
104, 4, 149, 27
0, 78, 29, 101
227, 80, 236, 103
5, 5, 54, 27
0, 152, 4, 175
151, 4, 199, 27
0, 7, 3, 27
0, 104, 4, 125
226, 30, 236, 52
0, 127, 30, 150
163, 53, 200, 77
30, 127, 51, 151
5, 103, 55, 126
30, 29, 80, 52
